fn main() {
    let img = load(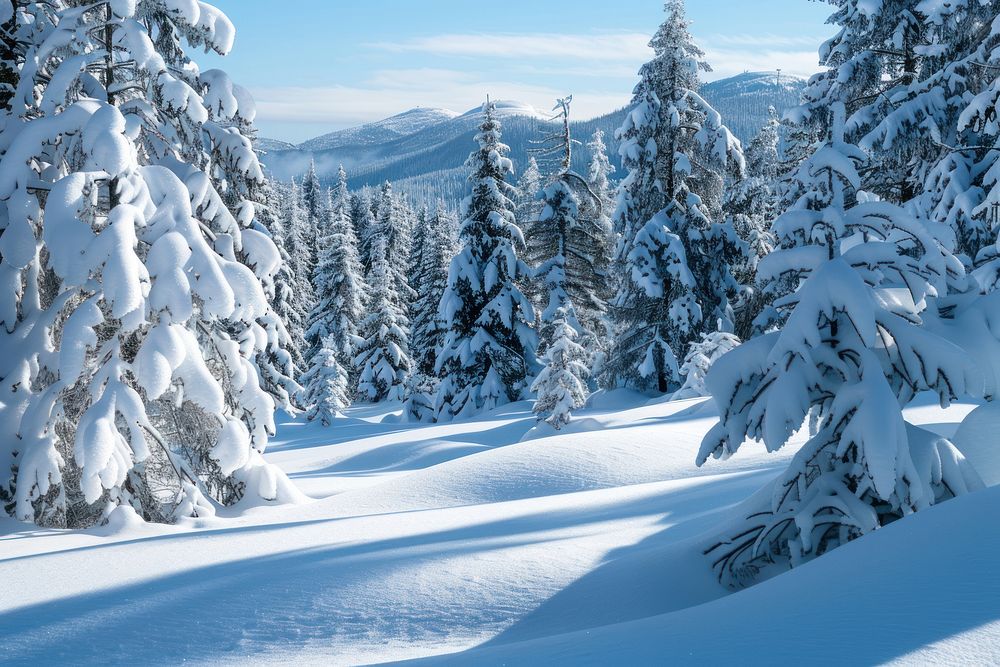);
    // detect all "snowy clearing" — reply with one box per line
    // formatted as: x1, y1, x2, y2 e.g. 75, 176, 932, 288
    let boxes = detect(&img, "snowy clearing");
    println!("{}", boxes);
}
1, 392, 995, 665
